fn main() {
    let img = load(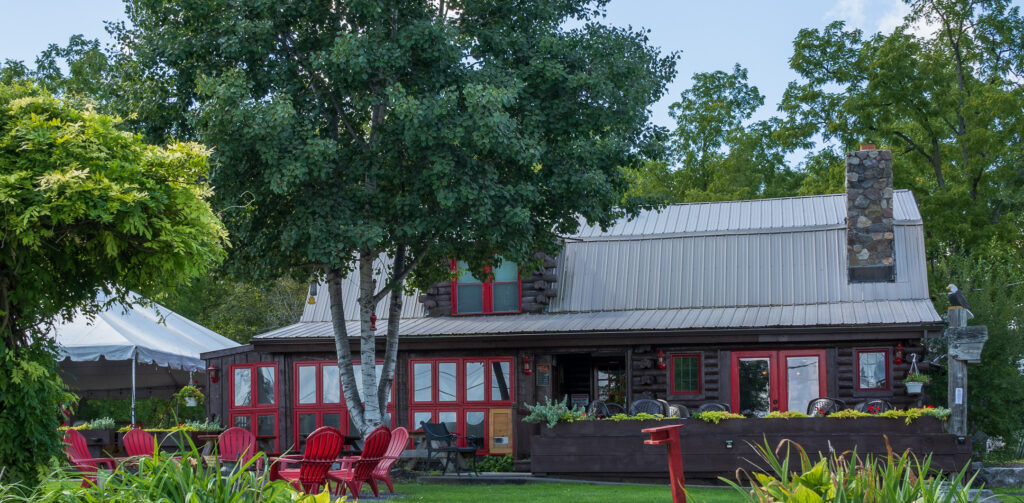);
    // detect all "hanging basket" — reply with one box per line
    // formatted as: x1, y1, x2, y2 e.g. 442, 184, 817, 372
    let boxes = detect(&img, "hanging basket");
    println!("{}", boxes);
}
906, 381, 924, 394
184, 397, 199, 407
